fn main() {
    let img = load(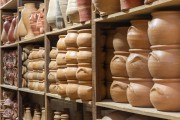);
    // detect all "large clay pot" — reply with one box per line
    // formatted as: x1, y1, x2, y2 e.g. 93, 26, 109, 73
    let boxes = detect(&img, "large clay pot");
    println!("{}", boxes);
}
93, 0, 120, 16
144, 0, 157, 4
110, 77, 129, 103
127, 20, 150, 49
8, 15, 16, 43
49, 83, 58, 94
1, 15, 8, 44
25, 107, 32, 120
49, 60, 58, 70
56, 51, 66, 66
54, 112, 61, 120
148, 45, 180, 78
57, 81, 67, 97
57, 35, 66, 51
58, 0, 69, 27
48, 70, 57, 83
65, 30, 78, 48
126, 49, 151, 78
77, 29, 92, 47
66, 48, 78, 64
66, 80, 79, 100
126, 114, 152, 120
77, 47, 92, 63
148, 11, 180, 45
120, 0, 144, 11
56, 66, 66, 81
110, 51, 129, 77
22, 3, 37, 40
113, 27, 129, 51
102, 111, 130, 120
76, 63, 92, 81
38, 81, 45, 91
78, 81, 92, 101
150, 79, 180, 111
65, 64, 78, 80
49, 47, 58, 59
77, 0, 91, 22
127, 78, 153, 107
